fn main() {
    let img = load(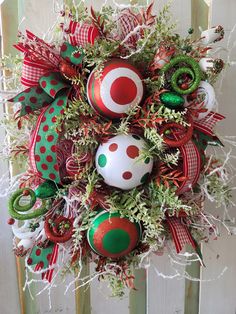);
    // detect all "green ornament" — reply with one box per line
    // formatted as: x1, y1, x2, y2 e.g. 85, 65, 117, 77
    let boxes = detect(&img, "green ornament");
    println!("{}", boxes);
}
188, 27, 194, 34
35, 180, 58, 199
8, 188, 48, 220
87, 210, 142, 259
161, 55, 202, 95
160, 92, 185, 109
